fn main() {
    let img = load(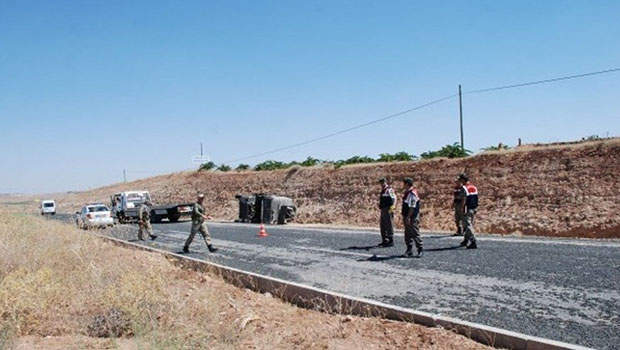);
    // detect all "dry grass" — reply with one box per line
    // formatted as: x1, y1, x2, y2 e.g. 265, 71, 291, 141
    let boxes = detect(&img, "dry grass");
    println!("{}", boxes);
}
0, 211, 493, 350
